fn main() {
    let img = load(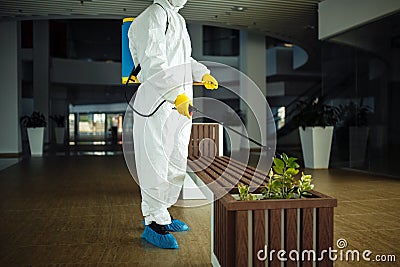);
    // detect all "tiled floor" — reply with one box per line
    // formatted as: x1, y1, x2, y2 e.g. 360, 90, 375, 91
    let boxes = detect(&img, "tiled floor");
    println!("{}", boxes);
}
0, 155, 210, 267
0, 154, 399, 266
